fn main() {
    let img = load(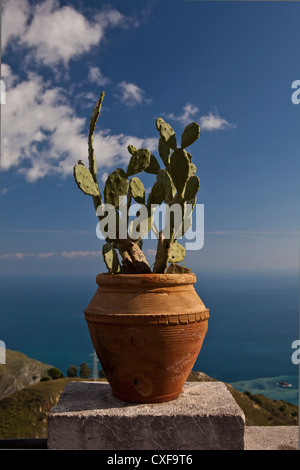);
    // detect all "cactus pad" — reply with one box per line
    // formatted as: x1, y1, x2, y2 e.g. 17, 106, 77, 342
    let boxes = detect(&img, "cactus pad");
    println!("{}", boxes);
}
144, 154, 160, 175
169, 148, 190, 195
147, 181, 165, 207
156, 169, 174, 203
181, 122, 200, 149
183, 175, 200, 202
73, 163, 100, 197
158, 137, 171, 168
88, 91, 105, 181
104, 168, 129, 208
102, 243, 121, 274
129, 177, 145, 204
127, 148, 151, 176
168, 242, 185, 263
189, 162, 197, 177
156, 118, 177, 151
127, 144, 137, 156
